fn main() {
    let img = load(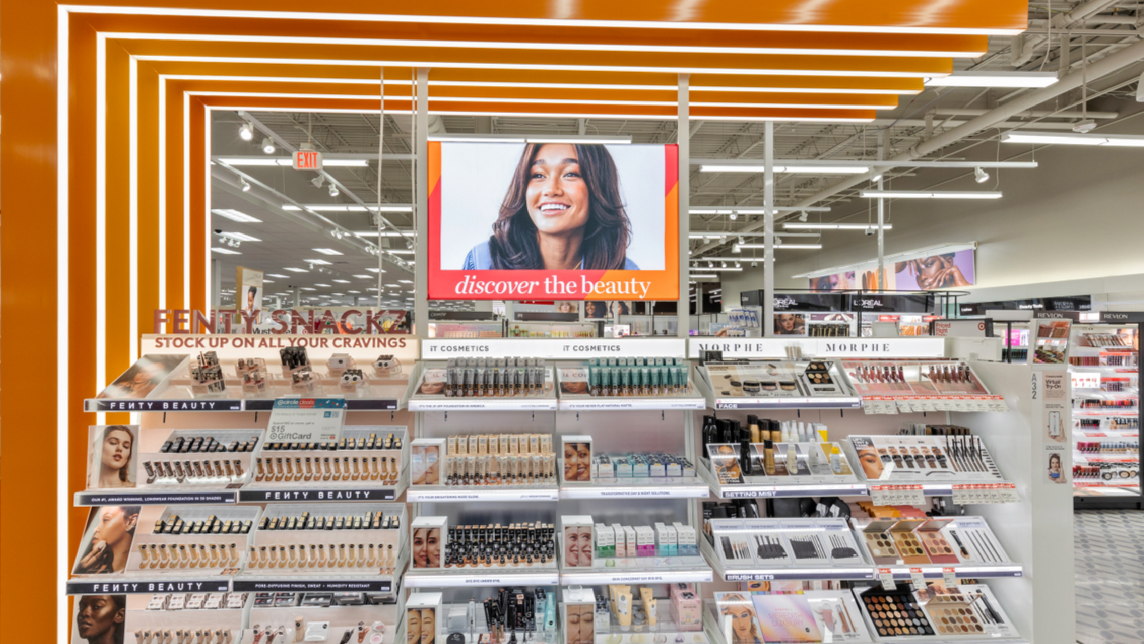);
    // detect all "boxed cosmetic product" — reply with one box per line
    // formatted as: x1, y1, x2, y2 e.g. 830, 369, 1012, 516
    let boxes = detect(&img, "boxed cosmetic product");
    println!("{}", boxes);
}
623, 526, 637, 558
612, 523, 627, 558
561, 435, 593, 483
635, 525, 655, 557
595, 524, 615, 560
674, 522, 697, 557
563, 587, 596, 644
669, 583, 702, 631
655, 523, 678, 557
410, 438, 445, 487
411, 516, 447, 569
407, 592, 443, 644
562, 516, 595, 569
